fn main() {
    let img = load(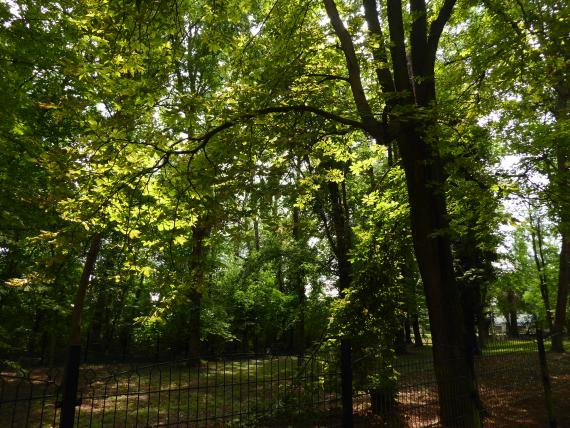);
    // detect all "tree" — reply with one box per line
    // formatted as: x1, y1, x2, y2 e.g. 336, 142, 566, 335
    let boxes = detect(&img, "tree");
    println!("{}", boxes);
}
317, 1, 481, 424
